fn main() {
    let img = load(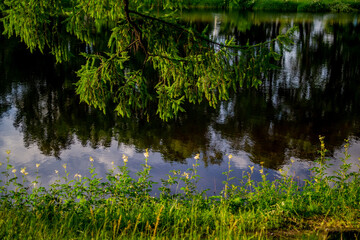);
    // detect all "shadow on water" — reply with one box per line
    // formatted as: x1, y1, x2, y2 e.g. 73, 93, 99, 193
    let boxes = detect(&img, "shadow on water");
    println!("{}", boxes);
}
0, 11, 360, 171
